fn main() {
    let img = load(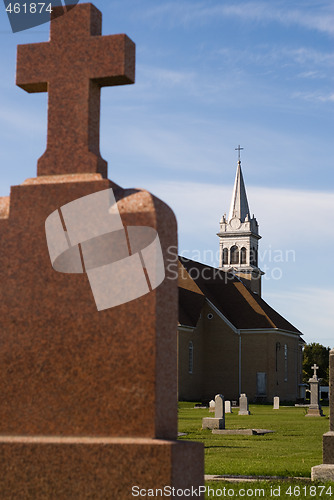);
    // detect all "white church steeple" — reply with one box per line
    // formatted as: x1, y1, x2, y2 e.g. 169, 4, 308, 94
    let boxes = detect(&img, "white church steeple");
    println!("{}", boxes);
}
218, 148, 264, 295
228, 160, 250, 223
